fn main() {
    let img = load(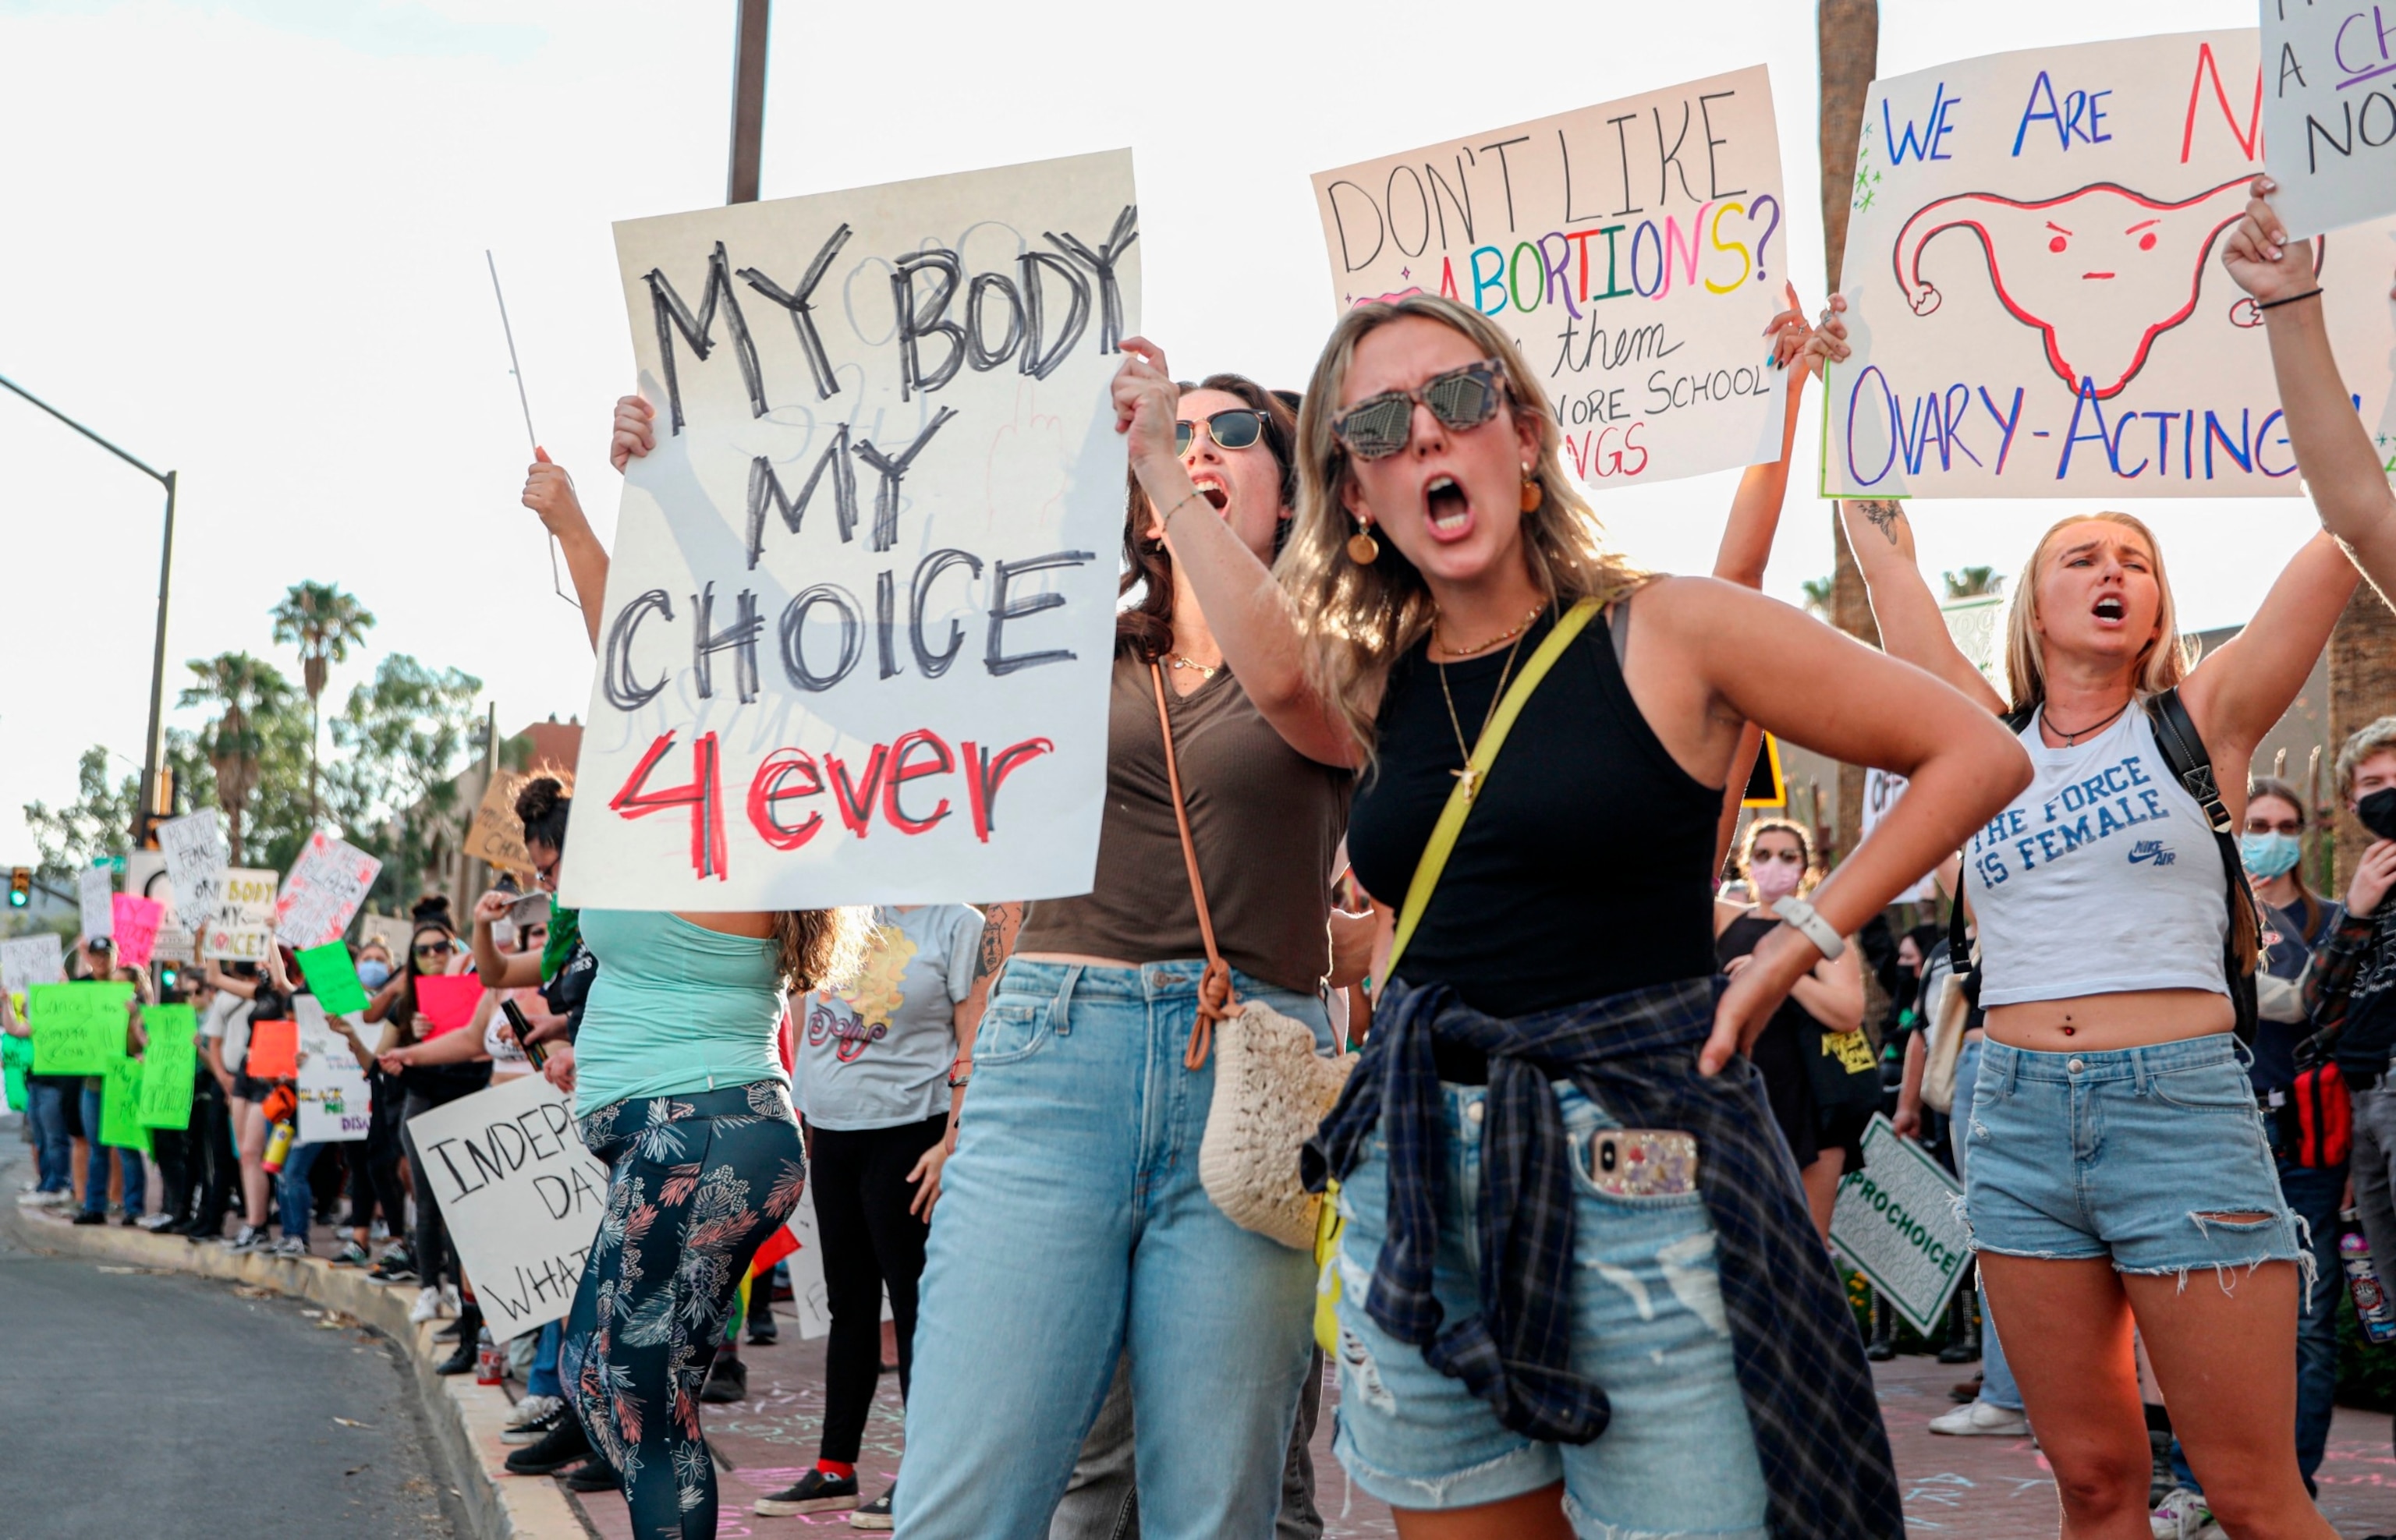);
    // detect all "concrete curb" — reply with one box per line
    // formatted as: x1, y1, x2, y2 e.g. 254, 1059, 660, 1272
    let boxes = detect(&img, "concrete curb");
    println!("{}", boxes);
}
5, 1204, 592, 1540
